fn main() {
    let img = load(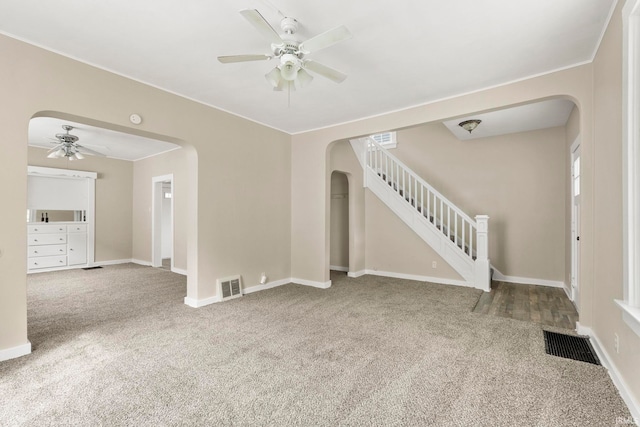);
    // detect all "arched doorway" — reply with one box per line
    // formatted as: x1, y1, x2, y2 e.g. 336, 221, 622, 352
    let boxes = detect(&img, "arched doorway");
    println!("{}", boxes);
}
330, 171, 349, 272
